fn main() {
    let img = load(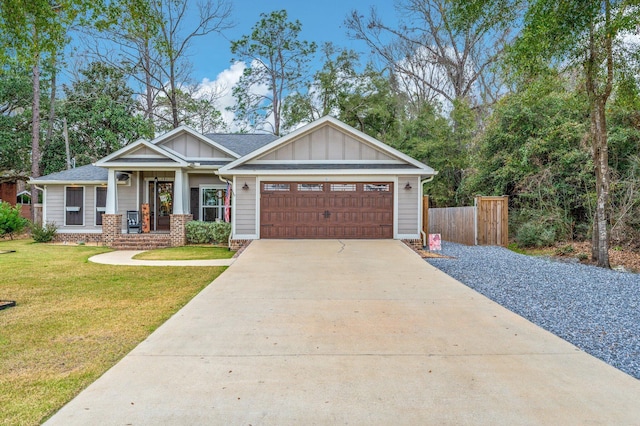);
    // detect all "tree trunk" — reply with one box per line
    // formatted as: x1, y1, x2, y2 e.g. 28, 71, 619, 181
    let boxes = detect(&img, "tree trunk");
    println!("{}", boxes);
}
591, 97, 610, 268
30, 60, 41, 224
